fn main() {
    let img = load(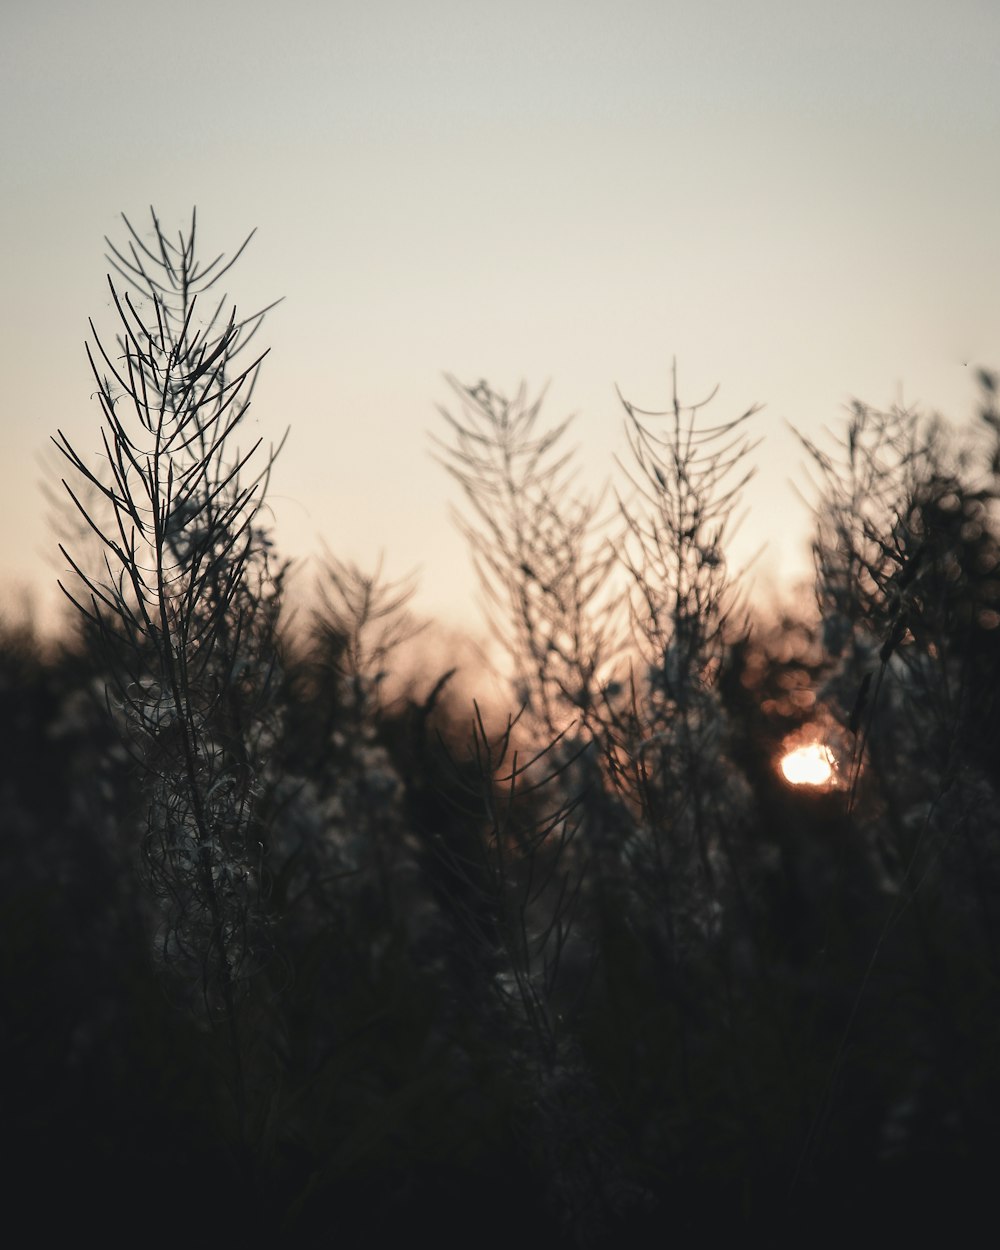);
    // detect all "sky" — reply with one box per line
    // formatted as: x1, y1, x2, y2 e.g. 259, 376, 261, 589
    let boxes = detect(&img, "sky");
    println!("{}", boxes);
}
3, 0, 999, 644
